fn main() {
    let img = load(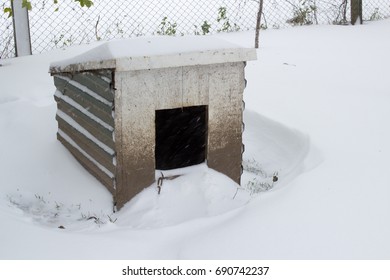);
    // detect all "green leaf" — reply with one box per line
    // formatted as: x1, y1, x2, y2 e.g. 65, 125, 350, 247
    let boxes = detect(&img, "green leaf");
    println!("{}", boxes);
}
22, 0, 32, 10
75, 0, 94, 8
4, 7, 12, 18
86, 1, 93, 8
